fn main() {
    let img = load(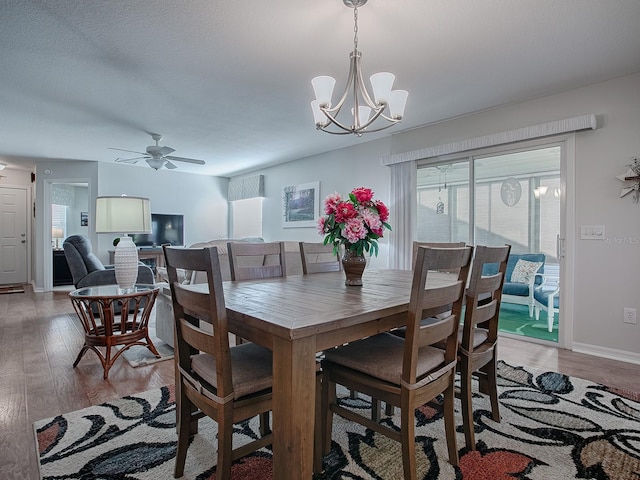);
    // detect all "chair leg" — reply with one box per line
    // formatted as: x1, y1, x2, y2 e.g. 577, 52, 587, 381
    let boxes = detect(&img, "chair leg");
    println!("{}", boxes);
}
442, 382, 459, 467
371, 397, 382, 422
460, 364, 476, 450
313, 372, 323, 474
216, 406, 234, 479
400, 394, 417, 480
259, 412, 271, 436
173, 390, 192, 478
322, 372, 336, 456
483, 360, 500, 423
